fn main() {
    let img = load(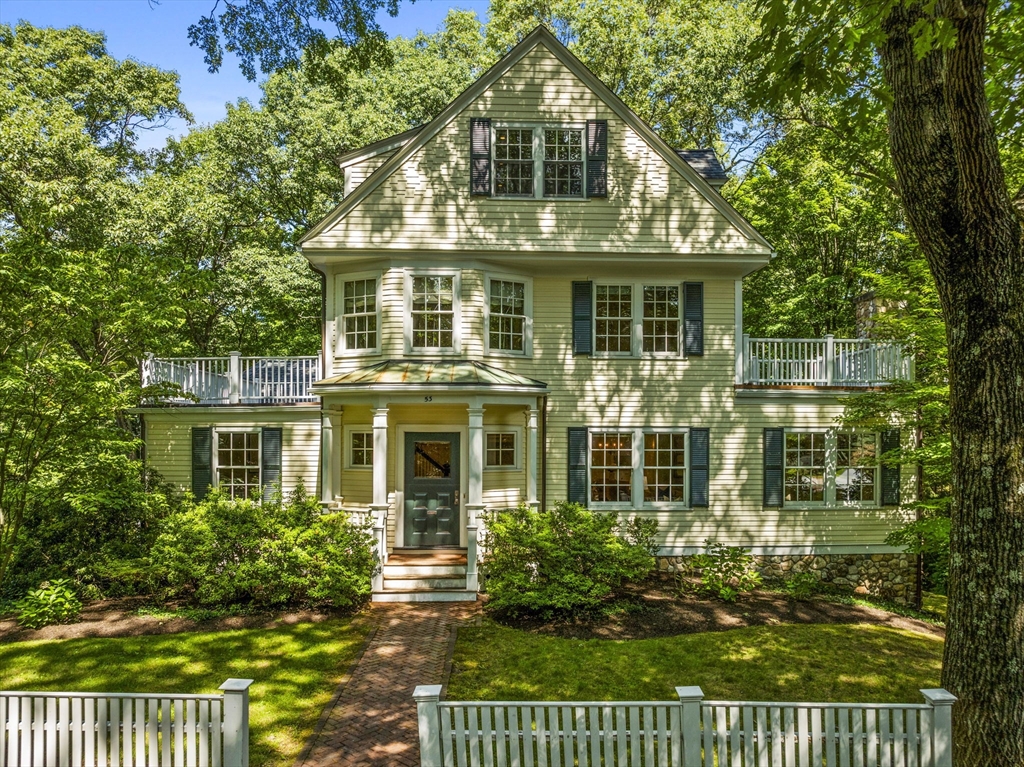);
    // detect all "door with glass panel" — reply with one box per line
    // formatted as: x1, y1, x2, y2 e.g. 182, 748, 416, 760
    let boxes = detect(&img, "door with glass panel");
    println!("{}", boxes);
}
403, 432, 460, 547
